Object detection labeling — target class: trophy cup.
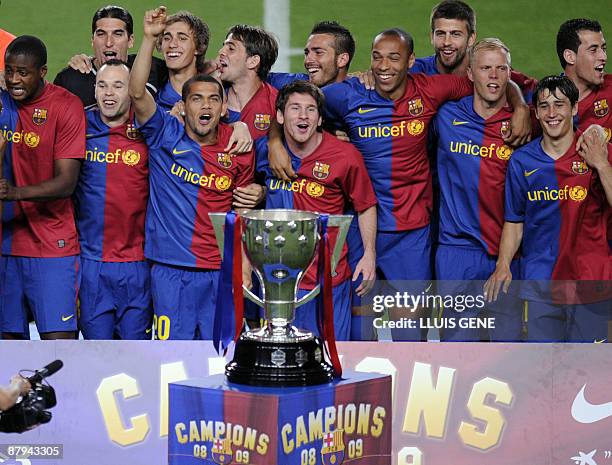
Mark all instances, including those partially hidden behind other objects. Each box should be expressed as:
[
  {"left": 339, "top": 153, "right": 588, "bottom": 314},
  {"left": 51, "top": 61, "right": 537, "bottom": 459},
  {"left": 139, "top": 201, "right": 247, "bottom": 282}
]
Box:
[{"left": 210, "top": 209, "right": 352, "bottom": 387}]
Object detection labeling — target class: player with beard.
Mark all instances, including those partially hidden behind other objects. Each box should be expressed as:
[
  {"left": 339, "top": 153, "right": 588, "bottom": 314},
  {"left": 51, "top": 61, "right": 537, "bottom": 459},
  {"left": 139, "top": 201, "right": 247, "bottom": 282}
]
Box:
[
  {"left": 74, "top": 60, "right": 151, "bottom": 339},
  {"left": 129, "top": 9, "right": 254, "bottom": 340},
  {"left": 54, "top": 5, "right": 167, "bottom": 107},
  {"left": 0, "top": 36, "right": 85, "bottom": 340}
]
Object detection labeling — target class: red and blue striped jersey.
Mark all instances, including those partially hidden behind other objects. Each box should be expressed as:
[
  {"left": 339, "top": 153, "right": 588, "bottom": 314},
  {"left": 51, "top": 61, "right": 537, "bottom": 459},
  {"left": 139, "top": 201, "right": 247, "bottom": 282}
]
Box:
[
  {"left": 323, "top": 74, "right": 472, "bottom": 232},
  {"left": 505, "top": 135, "right": 611, "bottom": 280},
  {"left": 224, "top": 82, "right": 278, "bottom": 139},
  {"left": 156, "top": 81, "right": 182, "bottom": 112},
  {"left": 433, "top": 96, "right": 515, "bottom": 255},
  {"left": 410, "top": 54, "right": 538, "bottom": 102},
  {"left": 1, "top": 91, "right": 17, "bottom": 229},
  {"left": 255, "top": 132, "right": 377, "bottom": 289},
  {"left": 576, "top": 74, "right": 611, "bottom": 138},
  {"left": 1, "top": 83, "right": 85, "bottom": 257},
  {"left": 139, "top": 107, "right": 254, "bottom": 269},
  {"left": 266, "top": 72, "right": 308, "bottom": 90},
  {"left": 73, "top": 109, "right": 149, "bottom": 262}
]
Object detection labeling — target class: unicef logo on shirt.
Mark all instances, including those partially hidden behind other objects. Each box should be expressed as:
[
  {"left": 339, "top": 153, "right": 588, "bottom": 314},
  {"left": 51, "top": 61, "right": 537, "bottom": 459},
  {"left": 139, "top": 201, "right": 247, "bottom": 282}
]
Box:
[
  {"left": 121, "top": 149, "right": 141, "bottom": 166},
  {"left": 569, "top": 185, "right": 588, "bottom": 202}
]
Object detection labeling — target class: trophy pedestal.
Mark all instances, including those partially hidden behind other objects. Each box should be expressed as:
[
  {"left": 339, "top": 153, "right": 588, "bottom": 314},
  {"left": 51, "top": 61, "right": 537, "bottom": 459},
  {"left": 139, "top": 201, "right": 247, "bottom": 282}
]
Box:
[
  {"left": 226, "top": 334, "right": 334, "bottom": 386},
  {"left": 168, "top": 371, "right": 392, "bottom": 465}
]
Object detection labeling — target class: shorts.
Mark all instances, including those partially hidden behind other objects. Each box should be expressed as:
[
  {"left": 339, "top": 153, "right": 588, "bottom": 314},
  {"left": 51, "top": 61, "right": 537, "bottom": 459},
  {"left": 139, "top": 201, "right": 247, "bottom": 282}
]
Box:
[
  {"left": 295, "top": 280, "right": 351, "bottom": 341},
  {"left": 151, "top": 262, "right": 220, "bottom": 340},
  {"left": 0, "top": 255, "right": 80, "bottom": 336},
  {"left": 436, "top": 245, "right": 523, "bottom": 341},
  {"left": 377, "top": 226, "right": 432, "bottom": 281},
  {"left": 79, "top": 258, "right": 152, "bottom": 339}
]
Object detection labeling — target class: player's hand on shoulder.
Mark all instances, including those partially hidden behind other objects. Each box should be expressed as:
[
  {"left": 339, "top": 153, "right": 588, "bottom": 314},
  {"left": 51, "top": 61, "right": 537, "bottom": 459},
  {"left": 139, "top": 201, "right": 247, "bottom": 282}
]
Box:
[
  {"left": 505, "top": 104, "right": 531, "bottom": 147},
  {"left": 578, "top": 124, "right": 609, "bottom": 171},
  {"left": 333, "top": 129, "right": 350, "bottom": 142},
  {"left": 349, "top": 69, "right": 375, "bottom": 90},
  {"left": 68, "top": 54, "right": 93, "bottom": 74},
  {"left": 226, "top": 121, "right": 253, "bottom": 155},
  {"left": 144, "top": 6, "right": 168, "bottom": 39},
  {"left": 169, "top": 100, "right": 185, "bottom": 124},
  {"left": 268, "top": 139, "right": 296, "bottom": 182}
]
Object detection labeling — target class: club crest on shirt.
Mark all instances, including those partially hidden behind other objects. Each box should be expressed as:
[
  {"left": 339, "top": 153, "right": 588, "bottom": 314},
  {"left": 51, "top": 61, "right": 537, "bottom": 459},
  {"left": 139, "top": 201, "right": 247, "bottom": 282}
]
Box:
[
  {"left": 496, "top": 145, "right": 513, "bottom": 160},
  {"left": 408, "top": 119, "right": 424, "bottom": 136},
  {"left": 122, "top": 149, "right": 141, "bottom": 166},
  {"left": 312, "top": 161, "right": 330, "bottom": 180},
  {"left": 215, "top": 175, "right": 232, "bottom": 191},
  {"left": 594, "top": 98, "right": 609, "bottom": 117},
  {"left": 217, "top": 152, "right": 233, "bottom": 168},
  {"left": 321, "top": 429, "right": 345, "bottom": 465},
  {"left": 500, "top": 120, "right": 510, "bottom": 137},
  {"left": 408, "top": 97, "right": 424, "bottom": 116},
  {"left": 32, "top": 108, "right": 47, "bottom": 125},
  {"left": 569, "top": 185, "right": 588, "bottom": 202},
  {"left": 306, "top": 181, "right": 325, "bottom": 198},
  {"left": 126, "top": 123, "right": 142, "bottom": 140},
  {"left": 571, "top": 160, "right": 589, "bottom": 175},
  {"left": 254, "top": 113, "right": 271, "bottom": 131}
]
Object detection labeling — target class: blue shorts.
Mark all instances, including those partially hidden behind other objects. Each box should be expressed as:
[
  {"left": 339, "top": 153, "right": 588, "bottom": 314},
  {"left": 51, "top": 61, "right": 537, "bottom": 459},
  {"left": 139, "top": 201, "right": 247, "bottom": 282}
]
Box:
[
  {"left": 527, "top": 300, "right": 611, "bottom": 342},
  {"left": 0, "top": 255, "right": 80, "bottom": 336},
  {"left": 79, "top": 258, "right": 152, "bottom": 340},
  {"left": 295, "top": 280, "right": 351, "bottom": 341},
  {"left": 377, "top": 226, "right": 432, "bottom": 280},
  {"left": 151, "top": 263, "right": 219, "bottom": 340},
  {"left": 436, "top": 245, "right": 523, "bottom": 341}
]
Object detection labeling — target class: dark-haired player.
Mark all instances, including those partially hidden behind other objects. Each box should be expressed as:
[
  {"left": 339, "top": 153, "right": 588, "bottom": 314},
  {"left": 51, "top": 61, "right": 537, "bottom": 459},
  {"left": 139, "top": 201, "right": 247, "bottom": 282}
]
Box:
[
  {"left": 54, "top": 5, "right": 167, "bottom": 107},
  {"left": 485, "top": 76, "right": 612, "bottom": 342},
  {"left": 255, "top": 80, "right": 377, "bottom": 340},
  {"left": 74, "top": 59, "right": 151, "bottom": 339},
  {"left": 129, "top": 9, "right": 254, "bottom": 340},
  {"left": 0, "top": 35, "right": 85, "bottom": 340}
]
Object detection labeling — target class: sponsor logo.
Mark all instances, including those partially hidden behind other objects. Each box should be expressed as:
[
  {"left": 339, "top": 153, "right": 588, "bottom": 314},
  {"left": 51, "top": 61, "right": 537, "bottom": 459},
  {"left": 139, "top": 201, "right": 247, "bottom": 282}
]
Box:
[
  {"left": 495, "top": 145, "right": 513, "bottom": 160},
  {"left": 408, "top": 119, "right": 424, "bottom": 136},
  {"left": 594, "top": 339, "right": 606, "bottom": 343},
  {"left": 452, "top": 119, "right": 469, "bottom": 126},
  {"left": 1, "top": 127, "right": 40, "bottom": 148},
  {"left": 24, "top": 132, "right": 40, "bottom": 148},
  {"left": 408, "top": 98, "right": 424, "bottom": 116},
  {"left": 57, "top": 240, "right": 65, "bottom": 248},
  {"left": 572, "top": 160, "right": 589, "bottom": 175},
  {"left": 306, "top": 181, "right": 325, "bottom": 198},
  {"left": 594, "top": 98, "right": 609, "bottom": 117},
  {"left": 126, "top": 123, "right": 142, "bottom": 140},
  {"left": 527, "top": 185, "right": 587, "bottom": 202},
  {"left": 604, "top": 127, "right": 611, "bottom": 143},
  {"left": 215, "top": 175, "right": 232, "bottom": 191},
  {"left": 32, "top": 108, "right": 47, "bottom": 125},
  {"left": 61, "top": 314, "right": 74, "bottom": 322},
  {"left": 312, "top": 161, "right": 330, "bottom": 180},
  {"left": 357, "top": 107, "right": 376, "bottom": 114},
  {"left": 217, "top": 152, "right": 232, "bottom": 168},
  {"left": 254, "top": 113, "right": 271, "bottom": 131},
  {"left": 121, "top": 149, "right": 140, "bottom": 166},
  {"left": 570, "top": 449, "right": 598, "bottom": 465},
  {"left": 524, "top": 168, "right": 539, "bottom": 177},
  {"left": 321, "top": 429, "right": 345, "bottom": 465},
  {"left": 172, "top": 147, "right": 191, "bottom": 155},
  {"left": 500, "top": 120, "right": 510, "bottom": 137},
  {"left": 572, "top": 384, "right": 612, "bottom": 424},
  {"left": 449, "top": 140, "right": 511, "bottom": 160}
]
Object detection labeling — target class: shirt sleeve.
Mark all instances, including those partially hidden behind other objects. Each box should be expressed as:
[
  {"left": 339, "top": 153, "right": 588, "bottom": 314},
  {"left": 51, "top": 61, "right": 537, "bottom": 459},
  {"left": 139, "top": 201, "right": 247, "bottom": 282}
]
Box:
[
  {"left": 235, "top": 149, "right": 255, "bottom": 188},
  {"left": 254, "top": 136, "right": 270, "bottom": 177},
  {"left": 137, "top": 105, "right": 182, "bottom": 151},
  {"left": 54, "top": 96, "right": 86, "bottom": 160},
  {"left": 342, "top": 145, "right": 378, "bottom": 212},
  {"left": 426, "top": 74, "right": 473, "bottom": 109},
  {"left": 504, "top": 155, "right": 527, "bottom": 222},
  {"left": 322, "top": 81, "right": 351, "bottom": 127}
]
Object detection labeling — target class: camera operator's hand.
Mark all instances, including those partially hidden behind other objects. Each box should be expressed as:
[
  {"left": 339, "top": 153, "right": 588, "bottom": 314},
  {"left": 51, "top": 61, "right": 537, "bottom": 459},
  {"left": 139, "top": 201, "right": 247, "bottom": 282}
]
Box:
[
  {"left": 0, "top": 375, "right": 30, "bottom": 411},
  {"left": 10, "top": 375, "right": 31, "bottom": 395}
]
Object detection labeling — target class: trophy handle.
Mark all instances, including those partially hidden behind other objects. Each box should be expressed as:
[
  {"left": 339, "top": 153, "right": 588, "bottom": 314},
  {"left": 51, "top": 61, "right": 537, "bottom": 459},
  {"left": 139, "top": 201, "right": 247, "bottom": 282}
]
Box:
[
  {"left": 295, "top": 285, "right": 320, "bottom": 306},
  {"left": 327, "top": 215, "right": 353, "bottom": 275}
]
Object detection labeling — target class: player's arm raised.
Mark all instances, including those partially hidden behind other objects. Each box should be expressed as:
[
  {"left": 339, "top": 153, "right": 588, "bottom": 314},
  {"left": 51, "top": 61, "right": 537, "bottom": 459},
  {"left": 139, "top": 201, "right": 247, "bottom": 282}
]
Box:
[{"left": 129, "top": 6, "right": 167, "bottom": 125}]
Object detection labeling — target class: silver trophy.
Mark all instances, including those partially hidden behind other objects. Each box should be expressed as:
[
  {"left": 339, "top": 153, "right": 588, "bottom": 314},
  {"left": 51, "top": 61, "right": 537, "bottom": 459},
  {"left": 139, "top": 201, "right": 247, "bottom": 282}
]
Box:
[{"left": 210, "top": 209, "right": 352, "bottom": 386}]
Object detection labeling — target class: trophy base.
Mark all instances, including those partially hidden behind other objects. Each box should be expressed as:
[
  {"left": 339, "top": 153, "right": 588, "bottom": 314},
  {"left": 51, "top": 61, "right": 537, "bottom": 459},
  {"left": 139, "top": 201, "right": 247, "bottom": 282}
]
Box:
[{"left": 226, "top": 334, "right": 334, "bottom": 387}]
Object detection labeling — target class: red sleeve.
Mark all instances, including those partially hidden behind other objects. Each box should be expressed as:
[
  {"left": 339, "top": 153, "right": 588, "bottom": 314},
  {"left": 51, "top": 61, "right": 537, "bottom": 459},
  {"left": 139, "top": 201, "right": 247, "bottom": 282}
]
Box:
[
  {"left": 421, "top": 74, "right": 473, "bottom": 109},
  {"left": 341, "top": 145, "right": 377, "bottom": 212},
  {"left": 235, "top": 149, "right": 255, "bottom": 188},
  {"left": 53, "top": 94, "right": 86, "bottom": 160}
]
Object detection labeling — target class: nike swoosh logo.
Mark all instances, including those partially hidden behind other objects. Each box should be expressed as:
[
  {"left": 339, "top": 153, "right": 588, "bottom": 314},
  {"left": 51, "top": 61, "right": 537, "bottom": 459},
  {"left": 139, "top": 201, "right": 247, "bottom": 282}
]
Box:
[
  {"left": 173, "top": 148, "right": 191, "bottom": 155},
  {"left": 146, "top": 327, "right": 152, "bottom": 334},
  {"left": 594, "top": 339, "right": 606, "bottom": 343},
  {"left": 358, "top": 107, "right": 376, "bottom": 114},
  {"left": 452, "top": 119, "right": 469, "bottom": 126},
  {"left": 524, "top": 169, "right": 539, "bottom": 177},
  {"left": 571, "top": 384, "right": 612, "bottom": 423},
  {"left": 61, "top": 314, "right": 75, "bottom": 322}
]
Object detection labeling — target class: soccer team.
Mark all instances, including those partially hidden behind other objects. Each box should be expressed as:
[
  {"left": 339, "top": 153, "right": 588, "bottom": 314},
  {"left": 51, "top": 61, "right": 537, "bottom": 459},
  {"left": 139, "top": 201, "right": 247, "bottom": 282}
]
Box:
[{"left": 0, "top": 1, "right": 609, "bottom": 342}]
